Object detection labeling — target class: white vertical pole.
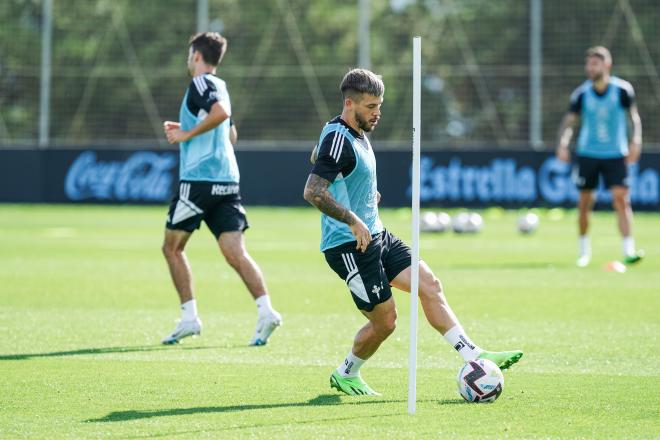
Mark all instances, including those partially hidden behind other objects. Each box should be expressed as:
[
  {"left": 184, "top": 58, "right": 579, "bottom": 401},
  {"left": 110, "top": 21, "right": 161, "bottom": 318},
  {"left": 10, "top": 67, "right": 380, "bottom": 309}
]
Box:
[
  {"left": 358, "top": 0, "right": 371, "bottom": 70},
  {"left": 408, "top": 36, "right": 421, "bottom": 415},
  {"left": 530, "top": 0, "right": 543, "bottom": 149},
  {"left": 197, "top": 0, "right": 209, "bottom": 32},
  {"left": 39, "top": 0, "right": 53, "bottom": 148}
]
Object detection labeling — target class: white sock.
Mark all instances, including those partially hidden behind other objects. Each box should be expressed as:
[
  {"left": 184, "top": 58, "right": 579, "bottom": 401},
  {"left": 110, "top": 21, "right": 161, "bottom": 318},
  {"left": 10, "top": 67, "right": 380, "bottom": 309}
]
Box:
[
  {"left": 579, "top": 235, "right": 591, "bottom": 257},
  {"left": 443, "top": 325, "right": 482, "bottom": 362},
  {"left": 255, "top": 294, "right": 274, "bottom": 317},
  {"left": 337, "top": 351, "right": 366, "bottom": 378},
  {"left": 181, "top": 299, "right": 198, "bottom": 321},
  {"left": 622, "top": 236, "right": 635, "bottom": 257}
]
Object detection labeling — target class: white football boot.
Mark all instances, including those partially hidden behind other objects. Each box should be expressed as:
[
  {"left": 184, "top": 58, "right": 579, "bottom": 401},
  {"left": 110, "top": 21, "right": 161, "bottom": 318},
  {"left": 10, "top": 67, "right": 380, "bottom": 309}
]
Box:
[
  {"left": 249, "top": 310, "right": 282, "bottom": 346},
  {"left": 162, "top": 317, "right": 202, "bottom": 344},
  {"left": 576, "top": 254, "right": 591, "bottom": 268}
]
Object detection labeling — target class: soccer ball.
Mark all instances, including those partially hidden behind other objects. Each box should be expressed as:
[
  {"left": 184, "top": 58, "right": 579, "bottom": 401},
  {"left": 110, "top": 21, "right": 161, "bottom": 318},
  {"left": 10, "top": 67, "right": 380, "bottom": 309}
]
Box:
[
  {"left": 452, "top": 212, "right": 483, "bottom": 234},
  {"left": 420, "top": 212, "right": 440, "bottom": 232},
  {"left": 420, "top": 212, "right": 451, "bottom": 233},
  {"left": 457, "top": 358, "right": 504, "bottom": 403},
  {"left": 517, "top": 212, "right": 539, "bottom": 234},
  {"left": 436, "top": 212, "right": 451, "bottom": 231}
]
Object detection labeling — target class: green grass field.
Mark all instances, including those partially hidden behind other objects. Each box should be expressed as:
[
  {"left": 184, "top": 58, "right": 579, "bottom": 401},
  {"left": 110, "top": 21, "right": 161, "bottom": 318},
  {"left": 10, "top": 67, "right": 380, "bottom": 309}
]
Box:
[{"left": 1, "top": 204, "right": 658, "bottom": 439}]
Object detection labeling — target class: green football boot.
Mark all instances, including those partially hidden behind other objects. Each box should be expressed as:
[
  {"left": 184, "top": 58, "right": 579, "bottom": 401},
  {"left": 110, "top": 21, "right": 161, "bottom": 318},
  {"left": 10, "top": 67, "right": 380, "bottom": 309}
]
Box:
[
  {"left": 478, "top": 350, "right": 524, "bottom": 370},
  {"left": 623, "top": 250, "right": 645, "bottom": 265},
  {"left": 330, "top": 371, "right": 381, "bottom": 396}
]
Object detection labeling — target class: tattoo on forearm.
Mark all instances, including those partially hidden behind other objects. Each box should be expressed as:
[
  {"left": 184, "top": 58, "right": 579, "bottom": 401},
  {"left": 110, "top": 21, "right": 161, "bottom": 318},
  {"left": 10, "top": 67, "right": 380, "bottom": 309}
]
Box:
[
  {"left": 558, "top": 114, "right": 576, "bottom": 147},
  {"left": 304, "top": 174, "right": 356, "bottom": 225}
]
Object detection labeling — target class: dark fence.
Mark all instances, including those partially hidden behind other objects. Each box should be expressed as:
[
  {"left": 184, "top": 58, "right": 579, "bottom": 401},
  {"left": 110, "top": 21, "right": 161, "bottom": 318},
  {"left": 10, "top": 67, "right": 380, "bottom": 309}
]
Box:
[
  {"left": 1, "top": 147, "right": 658, "bottom": 210},
  {"left": 3, "top": 1, "right": 660, "bottom": 149}
]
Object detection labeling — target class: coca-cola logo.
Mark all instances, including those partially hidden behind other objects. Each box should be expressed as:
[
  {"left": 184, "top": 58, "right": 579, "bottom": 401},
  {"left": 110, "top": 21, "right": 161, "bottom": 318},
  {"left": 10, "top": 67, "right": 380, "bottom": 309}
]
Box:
[{"left": 64, "top": 151, "right": 177, "bottom": 202}]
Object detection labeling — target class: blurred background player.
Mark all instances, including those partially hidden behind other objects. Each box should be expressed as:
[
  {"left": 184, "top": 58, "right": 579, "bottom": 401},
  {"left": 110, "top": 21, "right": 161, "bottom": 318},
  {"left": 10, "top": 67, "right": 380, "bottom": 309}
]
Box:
[
  {"left": 303, "top": 68, "right": 523, "bottom": 396},
  {"left": 556, "top": 46, "right": 644, "bottom": 267},
  {"left": 161, "top": 32, "right": 282, "bottom": 345}
]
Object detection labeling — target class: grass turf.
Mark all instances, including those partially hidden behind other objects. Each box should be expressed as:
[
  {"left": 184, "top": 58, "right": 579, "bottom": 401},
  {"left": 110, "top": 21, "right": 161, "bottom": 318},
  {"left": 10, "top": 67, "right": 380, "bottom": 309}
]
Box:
[{"left": 0, "top": 204, "right": 658, "bottom": 439}]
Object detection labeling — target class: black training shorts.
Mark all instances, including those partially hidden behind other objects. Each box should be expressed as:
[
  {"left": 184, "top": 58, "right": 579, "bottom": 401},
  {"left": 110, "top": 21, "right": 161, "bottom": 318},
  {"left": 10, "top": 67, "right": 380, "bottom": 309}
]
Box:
[
  {"left": 166, "top": 180, "right": 248, "bottom": 238},
  {"left": 324, "top": 230, "right": 412, "bottom": 312},
  {"left": 573, "top": 156, "right": 629, "bottom": 190}
]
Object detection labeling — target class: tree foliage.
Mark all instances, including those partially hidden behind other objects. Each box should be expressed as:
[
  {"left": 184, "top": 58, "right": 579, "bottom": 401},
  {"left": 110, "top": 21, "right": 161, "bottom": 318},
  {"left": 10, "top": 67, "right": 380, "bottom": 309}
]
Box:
[{"left": 1, "top": 0, "right": 658, "bottom": 148}]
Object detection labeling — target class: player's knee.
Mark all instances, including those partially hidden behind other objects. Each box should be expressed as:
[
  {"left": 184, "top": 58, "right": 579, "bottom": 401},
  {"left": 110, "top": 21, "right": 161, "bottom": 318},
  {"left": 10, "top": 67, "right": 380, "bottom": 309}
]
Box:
[
  {"left": 383, "top": 318, "right": 397, "bottom": 337},
  {"left": 384, "top": 318, "right": 397, "bottom": 336},
  {"left": 612, "top": 193, "right": 628, "bottom": 210},
  {"left": 222, "top": 246, "right": 246, "bottom": 269},
  {"left": 420, "top": 275, "right": 443, "bottom": 300},
  {"left": 578, "top": 194, "right": 594, "bottom": 210},
  {"left": 161, "top": 242, "right": 181, "bottom": 259},
  {"left": 578, "top": 199, "right": 591, "bottom": 211},
  {"left": 223, "top": 252, "right": 241, "bottom": 269},
  {"left": 429, "top": 276, "right": 443, "bottom": 293},
  {"left": 376, "top": 310, "right": 397, "bottom": 337}
]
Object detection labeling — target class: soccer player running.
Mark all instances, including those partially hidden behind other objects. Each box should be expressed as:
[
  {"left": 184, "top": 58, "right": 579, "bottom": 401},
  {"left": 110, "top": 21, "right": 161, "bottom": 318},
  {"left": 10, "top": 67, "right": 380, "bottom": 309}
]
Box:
[
  {"left": 161, "top": 32, "right": 282, "bottom": 345},
  {"left": 556, "top": 46, "right": 644, "bottom": 267},
  {"left": 303, "top": 69, "right": 523, "bottom": 396}
]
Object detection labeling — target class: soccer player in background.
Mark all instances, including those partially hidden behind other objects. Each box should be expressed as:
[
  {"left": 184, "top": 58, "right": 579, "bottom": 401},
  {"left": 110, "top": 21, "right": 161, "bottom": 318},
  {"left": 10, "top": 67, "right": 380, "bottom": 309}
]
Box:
[
  {"left": 303, "top": 68, "right": 523, "bottom": 396},
  {"left": 556, "top": 46, "right": 644, "bottom": 267},
  {"left": 161, "top": 32, "right": 282, "bottom": 345}
]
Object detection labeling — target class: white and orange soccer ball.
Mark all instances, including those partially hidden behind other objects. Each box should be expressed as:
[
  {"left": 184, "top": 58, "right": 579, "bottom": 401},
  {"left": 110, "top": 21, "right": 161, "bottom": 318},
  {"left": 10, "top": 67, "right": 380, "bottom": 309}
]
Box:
[{"left": 457, "top": 358, "right": 504, "bottom": 403}]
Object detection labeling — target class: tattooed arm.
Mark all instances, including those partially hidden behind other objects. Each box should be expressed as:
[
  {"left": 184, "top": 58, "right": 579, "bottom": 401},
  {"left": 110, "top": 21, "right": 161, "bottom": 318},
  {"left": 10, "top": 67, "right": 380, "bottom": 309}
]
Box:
[
  {"left": 310, "top": 144, "right": 318, "bottom": 164},
  {"left": 626, "top": 103, "right": 642, "bottom": 164},
  {"left": 303, "top": 174, "right": 355, "bottom": 224},
  {"left": 556, "top": 112, "right": 578, "bottom": 163},
  {"left": 303, "top": 173, "right": 372, "bottom": 252}
]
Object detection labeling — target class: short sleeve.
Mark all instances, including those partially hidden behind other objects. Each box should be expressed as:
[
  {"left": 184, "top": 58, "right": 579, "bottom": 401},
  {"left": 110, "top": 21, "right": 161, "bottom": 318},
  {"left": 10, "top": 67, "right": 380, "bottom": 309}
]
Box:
[
  {"left": 620, "top": 84, "right": 635, "bottom": 109},
  {"left": 310, "top": 131, "right": 356, "bottom": 182},
  {"left": 187, "top": 76, "right": 226, "bottom": 114},
  {"left": 568, "top": 88, "right": 584, "bottom": 114}
]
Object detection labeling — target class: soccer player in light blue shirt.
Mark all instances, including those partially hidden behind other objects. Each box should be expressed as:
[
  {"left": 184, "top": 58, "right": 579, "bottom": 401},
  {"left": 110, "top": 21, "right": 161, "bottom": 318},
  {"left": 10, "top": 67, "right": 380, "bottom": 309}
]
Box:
[
  {"left": 303, "top": 69, "right": 522, "bottom": 396},
  {"left": 557, "top": 46, "right": 643, "bottom": 267},
  {"left": 161, "top": 32, "right": 281, "bottom": 346}
]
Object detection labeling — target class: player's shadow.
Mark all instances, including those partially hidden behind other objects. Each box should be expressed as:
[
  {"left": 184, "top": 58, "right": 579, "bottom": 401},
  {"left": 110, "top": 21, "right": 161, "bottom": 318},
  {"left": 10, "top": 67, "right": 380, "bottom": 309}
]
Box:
[
  {"left": 447, "top": 262, "right": 560, "bottom": 270},
  {"left": 436, "top": 398, "right": 469, "bottom": 405},
  {"left": 86, "top": 394, "right": 439, "bottom": 423},
  {"left": 0, "top": 344, "right": 223, "bottom": 361}
]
